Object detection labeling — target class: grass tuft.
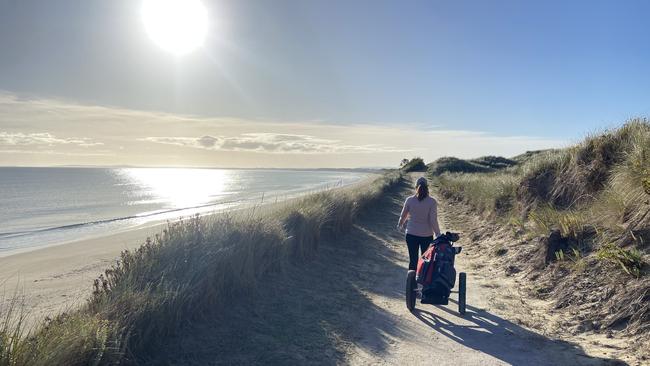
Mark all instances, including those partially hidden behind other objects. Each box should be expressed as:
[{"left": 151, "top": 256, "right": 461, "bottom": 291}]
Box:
[{"left": 597, "top": 243, "right": 645, "bottom": 278}]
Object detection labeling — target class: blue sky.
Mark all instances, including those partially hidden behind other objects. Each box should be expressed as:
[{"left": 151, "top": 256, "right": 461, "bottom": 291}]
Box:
[{"left": 0, "top": 0, "right": 648, "bottom": 167}]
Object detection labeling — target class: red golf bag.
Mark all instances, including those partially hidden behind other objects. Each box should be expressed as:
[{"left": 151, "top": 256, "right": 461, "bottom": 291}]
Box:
[{"left": 415, "top": 234, "right": 458, "bottom": 304}]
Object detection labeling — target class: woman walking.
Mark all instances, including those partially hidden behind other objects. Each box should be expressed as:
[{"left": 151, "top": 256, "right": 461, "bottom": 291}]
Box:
[{"left": 397, "top": 177, "right": 442, "bottom": 270}]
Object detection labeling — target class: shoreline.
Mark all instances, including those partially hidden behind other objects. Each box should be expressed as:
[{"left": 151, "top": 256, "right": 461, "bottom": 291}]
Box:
[
  {"left": 0, "top": 173, "right": 378, "bottom": 328},
  {"left": 1, "top": 171, "right": 374, "bottom": 259},
  {"left": 0, "top": 223, "right": 166, "bottom": 329}
]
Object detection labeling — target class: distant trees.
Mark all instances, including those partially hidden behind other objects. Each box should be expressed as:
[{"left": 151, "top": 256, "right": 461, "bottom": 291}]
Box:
[{"left": 400, "top": 157, "right": 426, "bottom": 172}]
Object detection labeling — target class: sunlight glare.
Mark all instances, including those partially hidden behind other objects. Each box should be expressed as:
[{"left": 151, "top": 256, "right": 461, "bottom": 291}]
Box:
[
  {"left": 141, "top": 0, "right": 208, "bottom": 55},
  {"left": 123, "top": 168, "right": 228, "bottom": 209}
]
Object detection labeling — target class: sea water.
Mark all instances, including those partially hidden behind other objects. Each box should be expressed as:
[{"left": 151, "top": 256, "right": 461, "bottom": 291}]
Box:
[{"left": 0, "top": 167, "right": 370, "bottom": 256}]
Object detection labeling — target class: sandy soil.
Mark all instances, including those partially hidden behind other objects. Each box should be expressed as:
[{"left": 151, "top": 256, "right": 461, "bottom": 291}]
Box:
[
  {"left": 430, "top": 185, "right": 644, "bottom": 365},
  {"left": 0, "top": 174, "right": 636, "bottom": 364},
  {"left": 0, "top": 224, "right": 164, "bottom": 329},
  {"left": 148, "top": 175, "right": 628, "bottom": 365},
  {"left": 341, "top": 176, "right": 628, "bottom": 366}
]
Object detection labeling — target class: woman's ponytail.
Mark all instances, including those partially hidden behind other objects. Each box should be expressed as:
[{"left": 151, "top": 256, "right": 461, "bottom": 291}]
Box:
[{"left": 416, "top": 184, "right": 428, "bottom": 201}]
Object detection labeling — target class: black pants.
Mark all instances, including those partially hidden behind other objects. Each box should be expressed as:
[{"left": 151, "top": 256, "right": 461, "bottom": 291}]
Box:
[{"left": 406, "top": 234, "right": 433, "bottom": 270}]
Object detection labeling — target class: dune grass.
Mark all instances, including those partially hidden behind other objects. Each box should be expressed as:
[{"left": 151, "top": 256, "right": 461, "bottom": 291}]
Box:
[
  {"left": 434, "top": 119, "right": 650, "bottom": 248},
  {"left": 0, "top": 171, "right": 402, "bottom": 365},
  {"left": 435, "top": 172, "right": 519, "bottom": 216},
  {"left": 400, "top": 157, "right": 426, "bottom": 172},
  {"left": 430, "top": 119, "right": 650, "bottom": 339},
  {"left": 0, "top": 297, "right": 28, "bottom": 366},
  {"left": 428, "top": 155, "right": 518, "bottom": 176}
]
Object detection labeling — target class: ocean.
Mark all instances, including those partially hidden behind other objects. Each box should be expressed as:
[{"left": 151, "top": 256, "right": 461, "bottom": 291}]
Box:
[{"left": 0, "top": 167, "right": 370, "bottom": 256}]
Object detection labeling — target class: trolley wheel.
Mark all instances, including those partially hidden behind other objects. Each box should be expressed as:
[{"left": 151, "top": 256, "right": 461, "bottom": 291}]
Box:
[
  {"left": 406, "top": 270, "right": 417, "bottom": 311},
  {"left": 458, "top": 272, "right": 467, "bottom": 315}
]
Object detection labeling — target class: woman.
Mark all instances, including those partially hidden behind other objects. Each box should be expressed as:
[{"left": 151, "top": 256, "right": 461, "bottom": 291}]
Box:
[{"left": 397, "top": 177, "right": 442, "bottom": 271}]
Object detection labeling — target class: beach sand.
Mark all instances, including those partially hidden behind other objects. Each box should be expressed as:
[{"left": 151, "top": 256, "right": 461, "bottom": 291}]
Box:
[{"left": 0, "top": 223, "right": 165, "bottom": 329}]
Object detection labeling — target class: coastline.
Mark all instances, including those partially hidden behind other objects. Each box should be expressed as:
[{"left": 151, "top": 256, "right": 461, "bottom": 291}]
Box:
[
  {"left": 0, "top": 224, "right": 165, "bottom": 329},
  {"left": 0, "top": 173, "right": 378, "bottom": 328}
]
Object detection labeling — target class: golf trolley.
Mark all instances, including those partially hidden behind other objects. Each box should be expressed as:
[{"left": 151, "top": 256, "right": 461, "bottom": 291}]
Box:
[{"left": 405, "top": 232, "right": 467, "bottom": 315}]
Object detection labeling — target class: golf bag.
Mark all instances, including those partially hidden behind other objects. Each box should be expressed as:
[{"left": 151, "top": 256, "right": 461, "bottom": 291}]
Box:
[{"left": 415, "top": 232, "right": 459, "bottom": 304}]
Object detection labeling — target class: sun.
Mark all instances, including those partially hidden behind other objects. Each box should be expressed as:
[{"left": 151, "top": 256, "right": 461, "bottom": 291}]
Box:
[{"left": 141, "top": 0, "right": 208, "bottom": 56}]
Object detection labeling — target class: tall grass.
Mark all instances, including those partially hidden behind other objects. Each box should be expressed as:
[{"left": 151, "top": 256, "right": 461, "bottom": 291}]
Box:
[
  {"left": 518, "top": 120, "right": 650, "bottom": 209},
  {"left": 431, "top": 118, "right": 650, "bottom": 274},
  {"left": 430, "top": 119, "right": 650, "bottom": 340},
  {"left": 527, "top": 206, "right": 588, "bottom": 239},
  {"left": 436, "top": 172, "right": 519, "bottom": 216},
  {"left": 428, "top": 156, "right": 517, "bottom": 176},
  {"left": 0, "top": 297, "right": 27, "bottom": 366},
  {"left": 0, "top": 171, "right": 402, "bottom": 365}
]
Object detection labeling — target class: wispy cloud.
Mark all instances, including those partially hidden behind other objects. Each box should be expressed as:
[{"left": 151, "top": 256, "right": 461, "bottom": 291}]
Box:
[
  {"left": 0, "top": 132, "right": 103, "bottom": 147},
  {"left": 0, "top": 91, "right": 567, "bottom": 167},
  {"left": 140, "top": 133, "right": 406, "bottom": 154},
  {"left": 0, "top": 149, "right": 113, "bottom": 156}
]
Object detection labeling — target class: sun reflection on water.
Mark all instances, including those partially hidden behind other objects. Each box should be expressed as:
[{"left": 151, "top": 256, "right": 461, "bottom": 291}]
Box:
[{"left": 120, "top": 168, "right": 229, "bottom": 209}]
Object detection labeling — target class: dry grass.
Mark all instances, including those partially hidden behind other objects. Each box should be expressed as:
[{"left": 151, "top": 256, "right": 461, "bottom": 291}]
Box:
[
  {"left": 428, "top": 155, "right": 517, "bottom": 176},
  {"left": 430, "top": 119, "right": 650, "bottom": 338},
  {"left": 0, "top": 297, "right": 28, "bottom": 366},
  {"left": 436, "top": 172, "right": 519, "bottom": 216},
  {"left": 433, "top": 119, "right": 650, "bottom": 247},
  {"left": 0, "top": 171, "right": 402, "bottom": 365}
]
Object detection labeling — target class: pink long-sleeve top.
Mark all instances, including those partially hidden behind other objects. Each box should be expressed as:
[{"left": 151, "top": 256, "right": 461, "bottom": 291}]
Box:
[{"left": 400, "top": 195, "right": 439, "bottom": 237}]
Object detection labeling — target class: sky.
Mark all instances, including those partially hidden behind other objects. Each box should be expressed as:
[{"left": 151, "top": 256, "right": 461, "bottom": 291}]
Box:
[{"left": 0, "top": 0, "right": 648, "bottom": 168}]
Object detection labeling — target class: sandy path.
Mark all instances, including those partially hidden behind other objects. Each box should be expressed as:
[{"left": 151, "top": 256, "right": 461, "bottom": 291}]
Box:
[
  {"left": 146, "top": 175, "right": 623, "bottom": 365},
  {"left": 343, "top": 176, "right": 623, "bottom": 365},
  {"left": 2, "top": 174, "right": 629, "bottom": 364}
]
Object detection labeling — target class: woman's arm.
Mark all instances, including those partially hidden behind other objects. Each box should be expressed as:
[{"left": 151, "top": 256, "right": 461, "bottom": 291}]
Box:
[
  {"left": 398, "top": 199, "right": 409, "bottom": 228},
  {"left": 430, "top": 199, "right": 442, "bottom": 237}
]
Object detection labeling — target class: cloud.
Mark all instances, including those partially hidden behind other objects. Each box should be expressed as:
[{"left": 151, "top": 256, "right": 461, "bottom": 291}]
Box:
[
  {"left": 0, "top": 132, "right": 103, "bottom": 147},
  {"left": 141, "top": 133, "right": 406, "bottom": 154},
  {"left": 0, "top": 149, "right": 113, "bottom": 156},
  {"left": 0, "top": 91, "right": 567, "bottom": 167}
]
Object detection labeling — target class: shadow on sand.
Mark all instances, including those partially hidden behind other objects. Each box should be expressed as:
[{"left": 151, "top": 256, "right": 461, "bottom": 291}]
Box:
[
  {"left": 148, "top": 179, "right": 625, "bottom": 365},
  {"left": 148, "top": 180, "right": 413, "bottom": 365},
  {"left": 411, "top": 300, "right": 626, "bottom": 365}
]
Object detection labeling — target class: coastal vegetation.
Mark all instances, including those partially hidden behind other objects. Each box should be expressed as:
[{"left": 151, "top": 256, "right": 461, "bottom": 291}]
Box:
[
  {"left": 3, "top": 120, "right": 649, "bottom": 363},
  {"left": 0, "top": 171, "right": 401, "bottom": 365},
  {"left": 399, "top": 157, "right": 426, "bottom": 172},
  {"left": 429, "top": 119, "right": 649, "bottom": 349}
]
